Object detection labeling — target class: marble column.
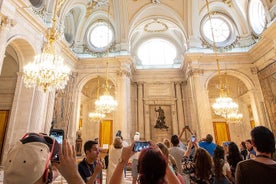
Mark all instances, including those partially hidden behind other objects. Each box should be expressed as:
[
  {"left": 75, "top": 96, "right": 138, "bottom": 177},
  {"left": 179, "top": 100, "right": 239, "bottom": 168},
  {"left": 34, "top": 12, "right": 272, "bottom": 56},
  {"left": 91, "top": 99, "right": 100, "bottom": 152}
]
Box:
[
  {"left": 0, "top": 14, "right": 14, "bottom": 72},
  {"left": 175, "top": 82, "right": 185, "bottom": 131},
  {"left": 29, "top": 90, "right": 47, "bottom": 132},
  {"left": 137, "top": 82, "right": 145, "bottom": 137},
  {"left": 188, "top": 69, "right": 213, "bottom": 137},
  {"left": 44, "top": 91, "right": 56, "bottom": 133},
  {"left": 115, "top": 63, "right": 131, "bottom": 140}
]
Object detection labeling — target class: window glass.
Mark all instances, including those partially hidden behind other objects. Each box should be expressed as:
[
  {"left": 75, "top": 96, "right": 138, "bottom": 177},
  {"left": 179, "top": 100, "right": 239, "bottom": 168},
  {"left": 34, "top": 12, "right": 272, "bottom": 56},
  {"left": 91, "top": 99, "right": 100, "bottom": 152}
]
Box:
[
  {"left": 88, "top": 22, "right": 113, "bottom": 51},
  {"left": 248, "top": 0, "right": 265, "bottom": 35},
  {"left": 202, "top": 18, "right": 230, "bottom": 43},
  {"left": 137, "top": 39, "right": 176, "bottom": 66}
]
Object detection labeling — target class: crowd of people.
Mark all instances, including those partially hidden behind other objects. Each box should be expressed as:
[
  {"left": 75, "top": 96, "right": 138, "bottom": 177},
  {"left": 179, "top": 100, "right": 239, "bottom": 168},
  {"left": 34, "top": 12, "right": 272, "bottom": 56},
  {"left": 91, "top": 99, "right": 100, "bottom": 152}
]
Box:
[{"left": 3, "top": 125, "right": 276, "bottom": 184}]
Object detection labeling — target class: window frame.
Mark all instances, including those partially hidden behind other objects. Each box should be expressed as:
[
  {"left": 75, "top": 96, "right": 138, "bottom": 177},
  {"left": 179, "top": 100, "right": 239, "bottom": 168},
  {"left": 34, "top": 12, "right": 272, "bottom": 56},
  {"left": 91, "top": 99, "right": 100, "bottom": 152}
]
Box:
[
  {"left": 200, "top": 12, "right": 236, "bottom": 48},
  {"left": 248, "top": 0, "right": 266, "bottom": 36}
]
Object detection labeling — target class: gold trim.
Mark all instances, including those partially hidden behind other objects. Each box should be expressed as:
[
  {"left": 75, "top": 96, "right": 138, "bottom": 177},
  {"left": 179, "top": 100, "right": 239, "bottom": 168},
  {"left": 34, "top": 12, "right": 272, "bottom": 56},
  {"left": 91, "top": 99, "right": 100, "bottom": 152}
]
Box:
[{"left": 144, "top": 19, "right": 168, "bottom": 33}]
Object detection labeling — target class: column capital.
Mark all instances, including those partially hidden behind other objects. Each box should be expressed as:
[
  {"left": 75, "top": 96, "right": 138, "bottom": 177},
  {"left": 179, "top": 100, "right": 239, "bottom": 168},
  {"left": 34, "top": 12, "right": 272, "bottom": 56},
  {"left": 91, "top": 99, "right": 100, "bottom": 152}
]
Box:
[
  {"left": 0, "top": 13, "right": 16, "bottom": 30},
  {"left": 187, "top": 68, "right": 204, "bottom": 77},
  {"left": 117, "top": 69, "right": 131, "bottom": 77}
]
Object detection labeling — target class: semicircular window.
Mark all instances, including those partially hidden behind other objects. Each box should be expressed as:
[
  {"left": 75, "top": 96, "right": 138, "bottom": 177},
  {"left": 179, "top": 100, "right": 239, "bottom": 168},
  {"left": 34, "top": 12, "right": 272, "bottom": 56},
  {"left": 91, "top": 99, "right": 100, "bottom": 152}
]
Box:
[
  {"left": 137, "top": 38, "right": 177, "bottom": 67},
  {"left": 87, "top": 21, "right": 114, "bottom": 52},
  {"left": 248, "top": 0, "right": 266, "bottom": 35},
  {"left": 201, "top": 13, "right": 235, "bottom": 47}
]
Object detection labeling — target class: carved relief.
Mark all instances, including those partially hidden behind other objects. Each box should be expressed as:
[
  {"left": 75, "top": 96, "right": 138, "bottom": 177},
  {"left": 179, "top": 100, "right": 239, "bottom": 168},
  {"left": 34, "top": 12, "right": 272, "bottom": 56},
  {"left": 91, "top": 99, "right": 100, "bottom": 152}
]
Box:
[
  {"left": 53, "top": 74, "right": 76, "bottom": 132},
  {"left": 258, "top": 63, "right": 276, "bottom": 133}
]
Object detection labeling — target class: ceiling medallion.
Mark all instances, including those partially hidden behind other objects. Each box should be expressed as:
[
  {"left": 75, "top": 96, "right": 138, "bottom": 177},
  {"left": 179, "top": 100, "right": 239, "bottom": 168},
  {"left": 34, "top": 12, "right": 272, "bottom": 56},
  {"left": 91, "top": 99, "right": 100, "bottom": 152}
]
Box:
[{"left": 144, "top": 19, "right": 168, "bottom": 33}]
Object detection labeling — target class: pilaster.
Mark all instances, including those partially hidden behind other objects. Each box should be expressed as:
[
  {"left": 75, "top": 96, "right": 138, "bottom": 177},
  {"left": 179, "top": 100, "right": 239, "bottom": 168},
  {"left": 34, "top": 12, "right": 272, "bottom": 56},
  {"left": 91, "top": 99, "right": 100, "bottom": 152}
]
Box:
[
  {"left": 137, "top": 82, "right": 145, "bottom": 137},
  {"left": 0, "top": 13, "right": 15, "bottom": 71},
  {"left": 175, "top": 81, "right": 185, "bottom": 131}
]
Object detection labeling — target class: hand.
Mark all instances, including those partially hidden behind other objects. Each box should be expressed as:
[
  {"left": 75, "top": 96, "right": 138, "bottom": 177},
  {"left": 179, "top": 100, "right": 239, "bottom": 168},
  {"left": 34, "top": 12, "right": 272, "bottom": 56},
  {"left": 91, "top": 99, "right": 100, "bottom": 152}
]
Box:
[
  {"left": 53, "top": 140, "right": 84, "bottom": 184},
  {"left": 121, "top": 143, "right": 135, "bottom": 163},
  {"left": 94, "top": 159, "right": 104, "bottom": 174}
]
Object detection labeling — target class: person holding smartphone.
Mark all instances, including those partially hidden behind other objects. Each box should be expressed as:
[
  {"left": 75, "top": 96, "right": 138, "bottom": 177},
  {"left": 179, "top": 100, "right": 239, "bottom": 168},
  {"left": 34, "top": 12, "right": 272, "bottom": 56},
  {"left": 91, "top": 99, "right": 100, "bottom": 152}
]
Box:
[
  {"left": 78, "top": 140, "right": 104, "bottom": 184},
  {"left": 109, "top": 142, "right": 182, "bottom": 184}
]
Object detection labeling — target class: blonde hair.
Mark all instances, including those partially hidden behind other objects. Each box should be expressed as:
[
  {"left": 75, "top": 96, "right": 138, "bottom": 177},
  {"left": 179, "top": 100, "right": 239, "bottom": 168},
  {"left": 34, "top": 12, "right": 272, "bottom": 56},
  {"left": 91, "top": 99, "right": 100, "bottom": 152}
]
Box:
[{"left": 113, "top": 137, "right": 123, "bottom": 149}]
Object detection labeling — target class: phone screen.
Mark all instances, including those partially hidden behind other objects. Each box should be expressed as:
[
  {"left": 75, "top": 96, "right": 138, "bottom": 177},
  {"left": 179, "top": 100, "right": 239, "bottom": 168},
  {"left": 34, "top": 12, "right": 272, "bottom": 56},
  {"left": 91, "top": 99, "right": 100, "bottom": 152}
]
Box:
[
  {"left": 133, "top": 141, "right": 150, "bottom": 152},
  {"left": 50, "top": 129, "right": 64, "bottom": 144},
  {"left": 49, "top": 129, "right": 64, "bottom": 162},
  {"left": 191, "top": 135, "right": 196, "bottom": 142}
]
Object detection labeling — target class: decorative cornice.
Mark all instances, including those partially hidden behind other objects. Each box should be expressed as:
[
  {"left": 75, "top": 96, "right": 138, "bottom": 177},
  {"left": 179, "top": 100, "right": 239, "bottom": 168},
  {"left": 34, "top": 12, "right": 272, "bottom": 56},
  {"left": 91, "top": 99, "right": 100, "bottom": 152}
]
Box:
[{"left": 258, "top": 62, "right": 276, "bottom": 80}]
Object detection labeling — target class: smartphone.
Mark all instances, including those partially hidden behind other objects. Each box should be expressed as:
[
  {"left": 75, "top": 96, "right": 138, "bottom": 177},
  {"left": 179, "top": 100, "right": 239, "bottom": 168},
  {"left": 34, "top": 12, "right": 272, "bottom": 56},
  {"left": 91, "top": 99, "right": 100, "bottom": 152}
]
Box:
[
  {"left": 133, "top": 141, "right": 150, "bottom": 152},
  {"left": 191, "top": 135, "right": 196, "bottom": 142},
  {"left": 49, "top": 129, "right": 64, "bottom": 162}
]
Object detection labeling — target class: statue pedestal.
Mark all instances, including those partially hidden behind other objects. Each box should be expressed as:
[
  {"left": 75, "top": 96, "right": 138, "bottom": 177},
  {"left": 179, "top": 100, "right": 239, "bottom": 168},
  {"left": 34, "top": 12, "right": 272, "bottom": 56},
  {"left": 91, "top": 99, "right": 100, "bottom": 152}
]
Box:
[{"left": 151, "top": 127, "right": 171, "bottom": 143}]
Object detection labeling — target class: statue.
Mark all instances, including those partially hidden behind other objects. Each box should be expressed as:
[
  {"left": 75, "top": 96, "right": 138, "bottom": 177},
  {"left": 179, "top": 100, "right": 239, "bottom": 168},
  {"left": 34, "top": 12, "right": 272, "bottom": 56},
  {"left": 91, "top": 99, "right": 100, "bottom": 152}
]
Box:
[
  {"left": 154, "top": 106, "right": 168, "bottom": 129},
  {"left": 76, "top": 129, "right": 82, "bottom": 156}
]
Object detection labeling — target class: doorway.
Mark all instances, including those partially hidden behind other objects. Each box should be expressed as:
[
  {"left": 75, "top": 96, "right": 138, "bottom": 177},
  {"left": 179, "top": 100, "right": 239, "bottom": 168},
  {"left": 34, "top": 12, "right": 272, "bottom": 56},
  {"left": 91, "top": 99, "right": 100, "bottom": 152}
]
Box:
[
  {"left": 99, "top": 120, "right": 113, "bottom": 148},
  {"left": 0, "top": 110, "right": 9, "bottom": 162},
  {"left": 213, "top": 122, "right": 230, "bottom": 146}
]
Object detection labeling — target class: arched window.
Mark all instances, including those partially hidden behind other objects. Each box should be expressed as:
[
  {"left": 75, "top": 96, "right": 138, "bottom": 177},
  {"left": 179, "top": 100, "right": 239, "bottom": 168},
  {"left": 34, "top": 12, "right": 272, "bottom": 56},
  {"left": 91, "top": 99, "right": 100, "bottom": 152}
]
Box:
[
  {"left": 200, "top": 13, "right": 236, "bottom": 47},
  {"left": 248, "top": 0, "right": 266, "bottom": 35},
  {"left": 87, "top": 21, "right": 114, "bottom": 52},
  {"left": 137, "top": 38, "right": 177, "bottom": 67}
]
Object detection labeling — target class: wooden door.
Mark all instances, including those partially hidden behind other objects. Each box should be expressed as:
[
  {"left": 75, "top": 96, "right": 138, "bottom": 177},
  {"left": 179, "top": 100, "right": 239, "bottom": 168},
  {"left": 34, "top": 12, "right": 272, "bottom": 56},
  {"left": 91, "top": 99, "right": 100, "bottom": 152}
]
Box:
[
  {"left": 213, "top": 122, "right": 230, "bottom": 146},
  {"left": 99, "top": 120, "right": 113, "bottom": 148},
  {"left": 0, "top": 110, "right": 9, "bottom": 161}
]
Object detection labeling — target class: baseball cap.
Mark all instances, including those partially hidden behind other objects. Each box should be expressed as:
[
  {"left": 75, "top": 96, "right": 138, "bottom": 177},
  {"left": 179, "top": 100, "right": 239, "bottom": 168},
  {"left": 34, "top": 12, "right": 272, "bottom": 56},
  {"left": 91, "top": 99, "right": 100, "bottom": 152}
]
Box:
[{"left": 4, "top": 133, "right": 59, "bottom": 183}]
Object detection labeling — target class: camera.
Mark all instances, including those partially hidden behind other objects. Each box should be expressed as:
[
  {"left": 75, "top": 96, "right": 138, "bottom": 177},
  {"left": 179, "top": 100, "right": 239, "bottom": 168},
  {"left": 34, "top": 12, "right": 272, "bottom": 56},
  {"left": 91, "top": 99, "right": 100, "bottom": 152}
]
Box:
[
  {"left": 49, "top": 129, "right": 64, "bottom": 162},
  {"left": 191, "top": 135, "right": 196, "bottom": 142},
  {"left": 133, "top": 141, "right": 150, "bottom": 152}
]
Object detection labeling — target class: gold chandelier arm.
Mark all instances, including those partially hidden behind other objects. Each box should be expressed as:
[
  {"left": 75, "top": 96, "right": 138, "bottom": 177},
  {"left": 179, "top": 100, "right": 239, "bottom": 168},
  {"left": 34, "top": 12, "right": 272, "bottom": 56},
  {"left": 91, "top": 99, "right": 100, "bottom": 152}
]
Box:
[{"left": 105, "top": 1, "right": 110, "bottom": 93}]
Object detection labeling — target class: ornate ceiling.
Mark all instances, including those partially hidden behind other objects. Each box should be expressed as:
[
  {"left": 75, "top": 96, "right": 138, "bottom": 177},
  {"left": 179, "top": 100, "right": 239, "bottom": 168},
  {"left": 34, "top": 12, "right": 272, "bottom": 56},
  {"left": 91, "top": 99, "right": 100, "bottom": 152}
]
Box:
[{"left": 27, "top": 0, "right": 276, "bottom": 64}]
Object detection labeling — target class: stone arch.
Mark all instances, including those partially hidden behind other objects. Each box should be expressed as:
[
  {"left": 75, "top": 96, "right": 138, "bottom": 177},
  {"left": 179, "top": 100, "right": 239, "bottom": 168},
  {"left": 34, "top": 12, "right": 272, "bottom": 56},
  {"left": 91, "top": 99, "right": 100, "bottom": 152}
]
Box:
[
  {"left": 205, "top": 69, "right": 255, "bottom": 91},
  {"left": 6, "top": 36, "right": 36, "bottom": 72}
]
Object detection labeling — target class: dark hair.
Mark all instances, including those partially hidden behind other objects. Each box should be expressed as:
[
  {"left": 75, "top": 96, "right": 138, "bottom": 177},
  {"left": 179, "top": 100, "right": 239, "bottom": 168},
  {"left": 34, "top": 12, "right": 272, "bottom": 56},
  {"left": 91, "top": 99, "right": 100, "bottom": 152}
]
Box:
[
  {"left": 206, "top": 134, "right": 213, "bottom": 143},
  {"left": 227, "top": 142, "right": 243, "bottom": 168},
  {"left": 138, "top": 147, "right": 167, "bottom": 184},
  {"left": 241, "top": 141, "right": 246, "bottom": 150},
  {"left": 213, "top": 145, "right": 225, "bottom": 178},
  {"left": 84, "top": 140, "right": 98, "bottom": 153},
  {"left": 245, "top": 139, "right": 252, "bottom": 144},
  {"left": 194, "top": 148, "right": 213, "bottom": 181},
  {"left": 251, "top": 126, "right": 275, "bottom": 154},
  {"left": 171, "top": 135, "right": 179, "bottom": 146}
]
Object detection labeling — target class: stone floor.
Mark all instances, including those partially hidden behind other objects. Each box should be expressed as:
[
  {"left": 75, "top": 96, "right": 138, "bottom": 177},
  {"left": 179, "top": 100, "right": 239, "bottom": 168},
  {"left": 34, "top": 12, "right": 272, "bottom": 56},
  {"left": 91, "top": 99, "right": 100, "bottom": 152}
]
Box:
[{"left": 52, "top": 169, "right": 133, "bottom": 184}]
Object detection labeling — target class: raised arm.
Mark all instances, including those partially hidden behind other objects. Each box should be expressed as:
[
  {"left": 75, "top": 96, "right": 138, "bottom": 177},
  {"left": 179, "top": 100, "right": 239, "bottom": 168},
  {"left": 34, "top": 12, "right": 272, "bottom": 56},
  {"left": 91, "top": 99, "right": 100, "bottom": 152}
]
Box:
[
  {"left": 54, "top": 139, "right": 85, "bottom": 184},
  {"left": 109, "top": 143, "right": 134, "bottom": 184}
]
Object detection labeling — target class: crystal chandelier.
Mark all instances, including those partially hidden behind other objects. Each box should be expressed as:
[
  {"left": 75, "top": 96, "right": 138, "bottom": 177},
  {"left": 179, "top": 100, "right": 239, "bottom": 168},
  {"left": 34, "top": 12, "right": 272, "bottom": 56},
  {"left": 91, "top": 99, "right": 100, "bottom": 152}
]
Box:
[
  {"left": 226, "top": 112, "right": 243, "bottom": 123},
  {"left": 23, "top": 0, "right": 70, "bottom": 92},
  {"left": 89, "top": 111, "right": 106, "bottom": 120},
  {"left": 95, "top": 63, "right": 118, "bottom": 113},
  {"left": 205, "top": 0, "right": 242, "bottom": 120},
  {"left": 89, "top": 77, "right": 106, "bottom": 120}
]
